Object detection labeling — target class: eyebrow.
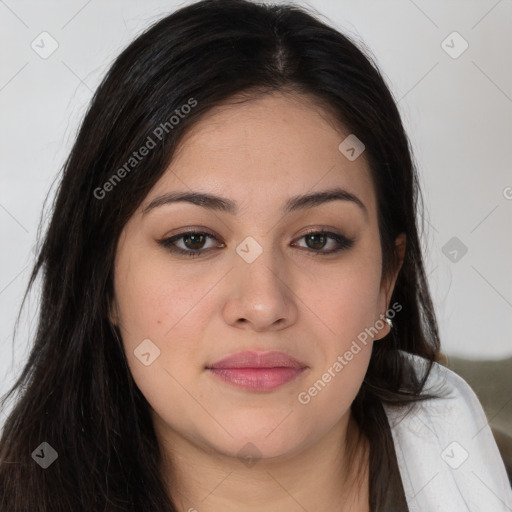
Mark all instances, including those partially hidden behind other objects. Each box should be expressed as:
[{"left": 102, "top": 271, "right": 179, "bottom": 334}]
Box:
[{"left": 141, "top": 186, "right": 368, "bottom": 219}]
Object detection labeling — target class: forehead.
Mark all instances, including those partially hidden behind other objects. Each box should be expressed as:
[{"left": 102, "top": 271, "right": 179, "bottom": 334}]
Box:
[{"left": 145, "top": 91, "right": 377, "bottom": 220}]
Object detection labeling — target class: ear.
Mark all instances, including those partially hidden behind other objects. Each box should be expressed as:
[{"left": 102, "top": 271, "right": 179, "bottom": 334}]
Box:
[
  {"left": 109, "top": 297, "right": 119, "bottom": 327},
  {"left": 375, "top": 233, "right": 406, "bottom": 338},
  {"left": 382, "top": 232, "right": 406, "bottom": 306}
]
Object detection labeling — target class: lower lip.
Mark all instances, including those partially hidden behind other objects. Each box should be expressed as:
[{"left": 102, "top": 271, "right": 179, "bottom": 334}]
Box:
[{"left": 207, "top": 367, "right": 307, "bottom": 391}]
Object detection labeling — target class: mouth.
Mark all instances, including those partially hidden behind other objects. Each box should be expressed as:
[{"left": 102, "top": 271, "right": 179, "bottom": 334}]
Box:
[{"left": 205, "top": 350, "right": 308, "bottom": 392}]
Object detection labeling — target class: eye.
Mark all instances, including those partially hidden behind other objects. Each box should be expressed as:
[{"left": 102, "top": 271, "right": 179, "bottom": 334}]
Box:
[
  {"left": 292, "top": 230, "right": 355, "bottom": 255},
  {"left": 158, "top": 230, "right": 223, "bottom": 257}
]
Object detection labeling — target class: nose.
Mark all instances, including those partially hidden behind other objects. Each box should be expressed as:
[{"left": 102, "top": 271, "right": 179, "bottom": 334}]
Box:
[{"left": 222, "top": 246, "right": 298, "bottom": 332}]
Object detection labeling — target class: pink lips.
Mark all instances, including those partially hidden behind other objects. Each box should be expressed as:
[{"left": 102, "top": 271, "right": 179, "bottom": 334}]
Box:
[{"left": 206, "top": 350, "right": 308, "bottom": 391}]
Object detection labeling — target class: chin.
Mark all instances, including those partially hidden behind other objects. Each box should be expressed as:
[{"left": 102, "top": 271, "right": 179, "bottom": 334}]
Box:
[{"left": 199, "top": 418, "right": 311, "bottom": 463}]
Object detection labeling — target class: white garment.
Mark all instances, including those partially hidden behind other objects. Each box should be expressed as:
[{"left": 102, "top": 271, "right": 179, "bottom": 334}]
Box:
[{"left": 383, "top": 352, "right": 512, "bottom": 512}]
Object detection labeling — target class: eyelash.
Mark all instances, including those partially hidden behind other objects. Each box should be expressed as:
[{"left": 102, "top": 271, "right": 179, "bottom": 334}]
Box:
[{"left": 158, "top": 229, "right": 355, "bottom": 258}]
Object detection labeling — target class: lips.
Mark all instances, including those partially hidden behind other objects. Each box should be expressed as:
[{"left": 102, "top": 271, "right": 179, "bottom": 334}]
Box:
[
  {"left": 207, "top": 350, "right": 306, "bottom": 369},
  {"left": 206, "top": 350, "right": 308, "bottom": 391}
]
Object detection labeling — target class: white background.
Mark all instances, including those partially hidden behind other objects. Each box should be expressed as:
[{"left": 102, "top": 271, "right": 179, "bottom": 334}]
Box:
[{"left": 1, "top": 0, "right": 512, "bottom": 429}]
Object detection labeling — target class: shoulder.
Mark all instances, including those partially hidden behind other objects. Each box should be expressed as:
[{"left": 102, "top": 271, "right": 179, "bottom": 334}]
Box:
[
  {"left": 384, "top": 350, "right": 491, "bottom": 451},
  {"left": 403, "top": 350, "right": 490, "bottom": 417},
  {"left": 383, "top": 350, "right": 512, "bottom": 512}
]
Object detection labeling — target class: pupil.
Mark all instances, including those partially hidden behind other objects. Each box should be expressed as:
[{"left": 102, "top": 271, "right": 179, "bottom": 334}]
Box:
[
  {"left": 307, "top": 234, "right": 326, "bottom": 250},
  {"left": 185, "top": 234, "right": 205, "bottom": 250}
]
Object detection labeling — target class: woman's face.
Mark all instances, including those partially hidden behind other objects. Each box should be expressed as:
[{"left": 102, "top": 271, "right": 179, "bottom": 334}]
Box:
[{"left": 111, "top": 91, "right": 404, "bottom": 463}]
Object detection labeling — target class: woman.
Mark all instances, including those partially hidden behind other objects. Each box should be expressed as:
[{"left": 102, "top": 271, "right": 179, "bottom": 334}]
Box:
[{"left": 0, "top": 0, "right": 510, "bottom": 510}]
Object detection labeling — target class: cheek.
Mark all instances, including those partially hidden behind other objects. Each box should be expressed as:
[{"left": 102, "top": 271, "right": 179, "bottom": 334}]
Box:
[
  {"left": 113, "top": 252, "right": 217, "bottom": 398},
  {"left": 309, "top": 253, "right": 383, "bottom": 343},
  {"left": 294, "top": 252, "right": 380, "bottom": 418},
  {"left": 114, "top": 250, "right": 214, "bottom": 344},
  {"left": 295, "top": 301, "right": 374, "bottom": 436},
  {"left": 114, "top": 258, "right": 209, "bottom": 435}
]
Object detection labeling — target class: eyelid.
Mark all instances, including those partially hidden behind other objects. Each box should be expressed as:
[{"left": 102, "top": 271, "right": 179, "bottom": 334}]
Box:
[{"left": 159, "top": 228, "right": 223, "bottom": 252}]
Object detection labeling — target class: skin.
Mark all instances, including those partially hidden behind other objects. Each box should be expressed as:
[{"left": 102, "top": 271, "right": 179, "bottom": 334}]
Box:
[{"left": 110, "top": 91, "right": 406, "bottom": 512}]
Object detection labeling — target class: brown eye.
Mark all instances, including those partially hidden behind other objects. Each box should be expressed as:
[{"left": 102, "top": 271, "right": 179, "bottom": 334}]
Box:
[
  {"left": 293, "top": 231, "right": 355, "bottom": 254},
  {"left": 182, "top": 233, "right": 208, "bottom": 250},
  {"left": 305, "top": 233, "right": 328, "bottom": 250},
  {"left": 158, "top": 230, "right": 222, "bottom": 257}
]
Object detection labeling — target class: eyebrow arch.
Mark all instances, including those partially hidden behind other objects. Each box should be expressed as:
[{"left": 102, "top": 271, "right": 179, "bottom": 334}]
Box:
[{"left": 141, "top": 186, "right": 368, "bottom": 219}]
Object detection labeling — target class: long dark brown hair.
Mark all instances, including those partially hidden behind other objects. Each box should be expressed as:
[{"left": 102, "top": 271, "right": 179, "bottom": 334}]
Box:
[{"left": 0, "top": 1, "right": 441, "bottom": 510}]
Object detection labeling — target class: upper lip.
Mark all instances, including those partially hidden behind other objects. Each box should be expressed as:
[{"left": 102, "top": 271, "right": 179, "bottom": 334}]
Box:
[{"left": 206, "top": 350, "right": 307, "bottom": 369}]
